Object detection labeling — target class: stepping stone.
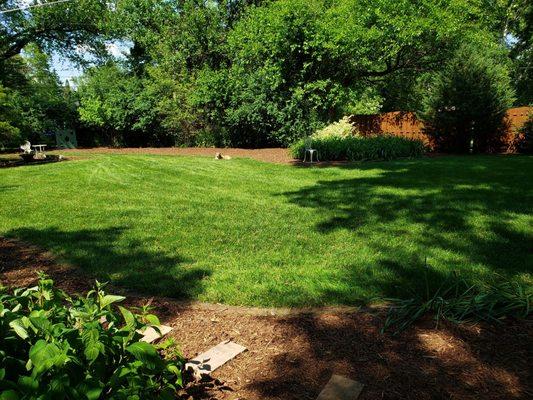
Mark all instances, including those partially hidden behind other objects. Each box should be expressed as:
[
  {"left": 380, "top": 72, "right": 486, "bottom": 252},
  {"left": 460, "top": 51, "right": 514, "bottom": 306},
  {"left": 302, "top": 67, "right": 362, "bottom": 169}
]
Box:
[
  {"left": 316, "top": 374, "right": 364, "bottom": 400},
  {"left": 139, "top": 325, "right": 173, "bottom": 343},
  {"left": 185, "top": 340, "right": 247, "bottom": 378}
]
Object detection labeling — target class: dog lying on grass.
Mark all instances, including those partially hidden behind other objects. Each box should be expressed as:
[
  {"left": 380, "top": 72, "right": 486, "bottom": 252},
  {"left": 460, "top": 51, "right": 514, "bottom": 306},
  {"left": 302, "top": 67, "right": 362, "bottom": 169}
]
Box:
[{"left": 215, "top": 152, "right": 232, "bottom": 160}]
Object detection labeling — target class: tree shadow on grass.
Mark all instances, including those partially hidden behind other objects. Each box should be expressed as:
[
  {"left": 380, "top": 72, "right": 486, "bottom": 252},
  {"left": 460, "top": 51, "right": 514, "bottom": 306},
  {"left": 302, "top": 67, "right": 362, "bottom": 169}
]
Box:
[
  {"left": 2, "top": 226, "right": 209, "bottom": 299},
  {"left": 0, "top": 185, "right": 18, "bottom": 192},
  {"left": 282, "top": 156, "right": 532, "bottom": 301},
  {"left": 252, "top": 156, "right": 533, "bottom": 397}
]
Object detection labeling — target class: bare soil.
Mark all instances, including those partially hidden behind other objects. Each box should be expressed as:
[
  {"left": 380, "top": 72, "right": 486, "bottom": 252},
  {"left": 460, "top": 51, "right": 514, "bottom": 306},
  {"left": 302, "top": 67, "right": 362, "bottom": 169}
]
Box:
[{"left": 1, "top": 237, "right": 531, "bottom": 400}]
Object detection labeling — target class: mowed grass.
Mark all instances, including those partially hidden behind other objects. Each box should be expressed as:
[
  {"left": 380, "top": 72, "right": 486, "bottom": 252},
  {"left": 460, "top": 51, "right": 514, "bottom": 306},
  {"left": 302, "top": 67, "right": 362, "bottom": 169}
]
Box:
[{"left": 0, "top": 154, "right": 531, "bottom": 306}]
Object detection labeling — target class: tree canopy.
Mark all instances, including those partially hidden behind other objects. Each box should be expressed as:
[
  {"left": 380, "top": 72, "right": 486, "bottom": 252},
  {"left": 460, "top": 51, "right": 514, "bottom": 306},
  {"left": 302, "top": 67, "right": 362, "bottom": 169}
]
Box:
[
  {"left": 0, "top": 0, "right": 530, "bottom": 148},
  {"left": 0, "top": 0, "right": 111, "bottom": 61}
]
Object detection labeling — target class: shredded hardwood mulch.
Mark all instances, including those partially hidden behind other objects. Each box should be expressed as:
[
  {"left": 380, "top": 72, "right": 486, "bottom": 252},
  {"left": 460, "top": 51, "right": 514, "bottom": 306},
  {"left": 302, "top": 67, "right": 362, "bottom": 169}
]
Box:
[
  {"left": 59, "top": 147, "right": 297, "bottom": 164},
  {"left": 1, "top": 237, "right": 531, "bottom": 400}
]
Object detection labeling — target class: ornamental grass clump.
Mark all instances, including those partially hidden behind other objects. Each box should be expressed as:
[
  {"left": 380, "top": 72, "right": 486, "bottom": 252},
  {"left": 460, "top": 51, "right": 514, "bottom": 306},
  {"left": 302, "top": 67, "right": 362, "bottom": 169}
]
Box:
[
  {"left": 0, "top": 274, "right": 183, "bottom": 400},
  {"left": 381, "top": 268, "right": 531, "bottom": 335}
]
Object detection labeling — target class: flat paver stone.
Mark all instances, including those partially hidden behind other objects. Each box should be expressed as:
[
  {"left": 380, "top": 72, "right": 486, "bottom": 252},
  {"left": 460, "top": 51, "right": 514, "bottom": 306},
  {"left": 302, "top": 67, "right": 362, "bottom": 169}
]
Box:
[
  {"left": 139, "top": 325, "right": 173, "bottom": 343},
  {"left": 316, "top": 374, "right": 364, "bottom": 400},
  {"left": 185, "top": 340, "right": 247, "bottom": 377}
]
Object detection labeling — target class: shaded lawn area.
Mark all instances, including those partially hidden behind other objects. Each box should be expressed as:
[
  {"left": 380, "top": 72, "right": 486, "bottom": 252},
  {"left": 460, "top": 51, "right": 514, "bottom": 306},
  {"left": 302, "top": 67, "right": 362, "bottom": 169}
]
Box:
[{"left": 0, "top": 153, "right": 531, "bottom": 306}]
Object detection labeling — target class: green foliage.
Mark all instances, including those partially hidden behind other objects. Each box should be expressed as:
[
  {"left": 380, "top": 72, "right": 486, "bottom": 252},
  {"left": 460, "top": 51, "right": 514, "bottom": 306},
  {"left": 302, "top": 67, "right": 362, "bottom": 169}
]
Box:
[
  {"left": 312, "top": 117, "right": 357, "bottom": 139},
  {"left": 0, "top": 85, "right": 21, "bottom": 148},
  {"left": 291, "top": 135, "right": 425, "bottom": 161},
  {"left": 516, "top": 113, "right": 533, "bottom": 153},
  {"left": 498, "top": 0, "right": 533, "bottom": 105},
  {"left": 0, "top": 46, "right": 76, "bottom": 145},
  {"left": 1, "top": 0, "right": 529, "bottom": 147},
  {"left": 0, "top": 0, "right": 110, "bottom": 61},
  {"left": 191, "top": 0, "right": 474, "bottom": 147},
  {"left": 420, "top": 43, "right": 515, "bottom": 153},
  {"left": 0, "top": 120, "right": 21, "bottom": 149},
  {"left": 382, "top": 268, "right": 532, "bottom": 335},
  {"left": 511, "top": 47, "right": 533, "bottom": 106},
  {"left": 76, "top": 64, "right": 167, "bottom": 147},
  {"left": 0, "top": 274, "right": 183, "bottom": 399}
]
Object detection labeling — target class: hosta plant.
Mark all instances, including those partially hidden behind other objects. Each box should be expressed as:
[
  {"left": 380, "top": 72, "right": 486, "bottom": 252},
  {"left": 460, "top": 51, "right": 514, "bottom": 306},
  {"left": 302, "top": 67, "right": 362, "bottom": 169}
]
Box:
[{"left": 0, "top": 274, "right": 183, "bottom": 399}]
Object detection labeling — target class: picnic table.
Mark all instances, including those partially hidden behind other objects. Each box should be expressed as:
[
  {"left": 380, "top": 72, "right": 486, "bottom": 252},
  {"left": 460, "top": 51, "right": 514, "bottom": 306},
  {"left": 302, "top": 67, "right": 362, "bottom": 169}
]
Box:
[{"left": 32, "top": 144, "right": 47, "bottom": 153}]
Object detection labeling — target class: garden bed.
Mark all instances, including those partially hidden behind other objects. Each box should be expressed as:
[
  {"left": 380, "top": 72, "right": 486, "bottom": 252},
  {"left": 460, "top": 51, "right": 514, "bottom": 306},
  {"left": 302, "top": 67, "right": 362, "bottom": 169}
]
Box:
[
  {"left": 0, "top": 154, "right": 65, "bottom": 168},
  {"left": 58, "top": 147, "right": 297, "bottom": 164},
  {"left": 1, "top": 237, "right": 531, "bottom": 400}
]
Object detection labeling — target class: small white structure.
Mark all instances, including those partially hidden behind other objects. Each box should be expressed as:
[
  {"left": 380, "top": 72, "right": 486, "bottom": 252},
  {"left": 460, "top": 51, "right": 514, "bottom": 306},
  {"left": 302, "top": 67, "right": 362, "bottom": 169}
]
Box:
[
  {"left": 20, "top": 141, "right": 32, "bottom": 154},
  {"left": 185, "top": 340, "right": 247, "bottom": 380},
  {"left": 303, "top": 137, "right": 319, "bottom": 163}
]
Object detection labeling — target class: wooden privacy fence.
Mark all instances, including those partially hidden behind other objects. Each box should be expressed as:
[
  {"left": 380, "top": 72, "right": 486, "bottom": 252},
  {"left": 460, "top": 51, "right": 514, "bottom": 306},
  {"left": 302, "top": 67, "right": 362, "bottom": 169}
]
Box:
[{"left": 348, "top": 106, "right": 532, "bottom": 151}]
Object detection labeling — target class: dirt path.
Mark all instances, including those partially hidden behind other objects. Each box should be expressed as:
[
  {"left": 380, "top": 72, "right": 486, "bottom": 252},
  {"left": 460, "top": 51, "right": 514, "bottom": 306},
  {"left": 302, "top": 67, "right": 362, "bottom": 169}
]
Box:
[
  {"left": 1, "top": 237, "right": 531, "bottom": 399},
  {"left": 58, "top": 147, "right": 296, "bottom": 164}
]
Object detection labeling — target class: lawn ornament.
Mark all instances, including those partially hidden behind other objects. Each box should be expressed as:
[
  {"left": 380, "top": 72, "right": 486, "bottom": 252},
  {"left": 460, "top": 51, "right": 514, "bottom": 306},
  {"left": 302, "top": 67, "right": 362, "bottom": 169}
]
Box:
[
  {"left": 20, "top": 141, "right": 32, "bottom": 154},
  {"left": 215, "top": 152, "right": 232, "bottom": 160}
]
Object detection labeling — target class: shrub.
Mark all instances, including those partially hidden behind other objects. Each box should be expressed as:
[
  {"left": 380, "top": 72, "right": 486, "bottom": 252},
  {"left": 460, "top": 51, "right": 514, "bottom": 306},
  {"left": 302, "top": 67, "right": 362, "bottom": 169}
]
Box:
[
  {"left": 420, "top": 43, "right": 515, "bottom": 153},
  {"left": 516, "top": 113, "right": 533, "bottom": 154},
  {"left": 0, "top": 120, "right": 21, "bottom": 149},
  {"left": 290, "top": 135, "right": 425, "bottom": 161},
  {"left": 0, "top": 274, "right": 183, "bottom": 399},
  {"left": 313, "top": 117, "right": 357, "bottom": 139}
]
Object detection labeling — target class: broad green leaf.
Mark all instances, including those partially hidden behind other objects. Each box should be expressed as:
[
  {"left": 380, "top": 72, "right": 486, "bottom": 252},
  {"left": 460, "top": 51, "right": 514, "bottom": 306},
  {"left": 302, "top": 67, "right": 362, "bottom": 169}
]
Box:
[
  {"left": 99, "top": 295, "right": 125, "bottom": 308},
  {"left": 125, "top": 341, "right": 163, "bottom": 370},
  {"left": 29, "top": 340, "right": 67, "bottom": 375},
  {"left": 82, "top": 329, "right": 104, "bottom": 363},
  {"left": 49, "top": 373, "right": 70, "bottom": 394},
  {"left": 28, "top": 313, "right": 52, "bottom": 333},
  {"left": 0, "top": 390, "right": 19, "bottom": 400},
  {"left": 17, "top": 376, "right": 38, "bottom": 392},
  {"left": 119, "top": 306, "right": 135, "bottom": 328},
  {"left": 9, "top": 319, "right": 28, "bottom": 340},
  {"left": 167, "top": 364, "right": 182, "bottom": 386},
  {"left": 145, "top": 314, "right": 160, "bottom": 326},
  {"left": 75, "top": 381, "right": 103, "bottom": 400},
  {"left": 86, "top": 386, "right": 103, "bottom": 400}
]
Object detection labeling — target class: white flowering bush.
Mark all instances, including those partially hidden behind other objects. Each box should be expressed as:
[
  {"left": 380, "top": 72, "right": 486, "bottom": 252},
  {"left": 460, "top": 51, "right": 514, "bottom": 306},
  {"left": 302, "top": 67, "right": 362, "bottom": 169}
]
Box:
[{"left": 312, "top": 117, "right": 357, "bottom": 139}]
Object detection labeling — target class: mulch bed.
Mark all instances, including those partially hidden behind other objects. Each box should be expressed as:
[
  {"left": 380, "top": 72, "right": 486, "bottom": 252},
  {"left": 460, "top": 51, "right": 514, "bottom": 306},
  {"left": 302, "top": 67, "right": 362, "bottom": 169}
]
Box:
[
  {"left": 0, "top": 154, "right": 66, "bottom": 168},
  {"left": 1, "top": 237, "right": 531, "bottom": 400},
  {"left": 59, "top": 147, "right": 297, "bottom": 164}
]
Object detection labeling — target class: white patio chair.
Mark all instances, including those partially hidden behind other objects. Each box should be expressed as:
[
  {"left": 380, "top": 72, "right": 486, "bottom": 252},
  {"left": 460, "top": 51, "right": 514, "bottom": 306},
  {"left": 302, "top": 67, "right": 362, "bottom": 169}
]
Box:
[{"left": 303, "top": 137, "right": 319, "bottom": 163}]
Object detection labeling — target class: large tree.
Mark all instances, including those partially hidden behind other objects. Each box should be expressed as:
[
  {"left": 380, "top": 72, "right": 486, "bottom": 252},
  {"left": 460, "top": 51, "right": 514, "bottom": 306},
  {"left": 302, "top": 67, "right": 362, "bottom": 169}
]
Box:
[
  {"left": 420, "top": 43, "right": 515, "bottom": 153},
  {"left": 189, "top": 0, "right": 490, "bottom": 146},
  {"left": 0, "top": 44, "right": 76, "bottom": 146},
  {"left": 0, "top": 0, "right": 111, "bottom": 61}
]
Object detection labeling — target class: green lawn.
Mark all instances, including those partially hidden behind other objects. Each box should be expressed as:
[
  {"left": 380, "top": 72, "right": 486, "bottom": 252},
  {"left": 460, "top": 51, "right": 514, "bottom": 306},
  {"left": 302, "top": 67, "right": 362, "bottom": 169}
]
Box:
[{"left": 0, "top": 154, "right": 531, "bottom": 306}]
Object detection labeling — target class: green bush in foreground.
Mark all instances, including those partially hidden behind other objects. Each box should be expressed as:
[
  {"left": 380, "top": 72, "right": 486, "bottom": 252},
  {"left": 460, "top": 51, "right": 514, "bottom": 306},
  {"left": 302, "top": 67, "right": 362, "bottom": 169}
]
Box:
[
  {"left": 0, "top": 274, "right": 183, "bottom": 400},
  {"left": 290, "top": 135, "right": 425, "bottom": 161}
]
